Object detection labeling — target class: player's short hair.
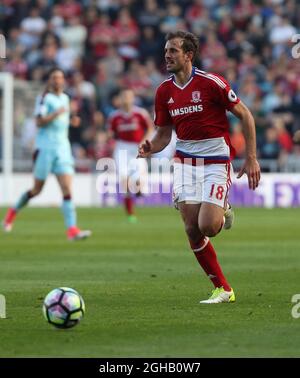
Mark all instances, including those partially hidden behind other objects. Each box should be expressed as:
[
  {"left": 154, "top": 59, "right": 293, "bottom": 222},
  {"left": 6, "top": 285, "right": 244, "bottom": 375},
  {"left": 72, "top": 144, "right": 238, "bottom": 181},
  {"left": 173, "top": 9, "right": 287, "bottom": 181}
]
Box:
[
  {"left": 165, "top": 31, "right": 199, "bottom": 63},
  {"left": 47, "top": 67, "right": 65, "bottom": 80}
]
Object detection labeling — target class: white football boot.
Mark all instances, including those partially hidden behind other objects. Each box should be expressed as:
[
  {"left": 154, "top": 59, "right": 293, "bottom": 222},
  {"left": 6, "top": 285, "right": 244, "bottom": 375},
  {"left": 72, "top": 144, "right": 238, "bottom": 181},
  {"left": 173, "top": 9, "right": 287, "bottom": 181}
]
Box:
[{"left": 200, "top": 287, "right": 235, "bottom": 304}]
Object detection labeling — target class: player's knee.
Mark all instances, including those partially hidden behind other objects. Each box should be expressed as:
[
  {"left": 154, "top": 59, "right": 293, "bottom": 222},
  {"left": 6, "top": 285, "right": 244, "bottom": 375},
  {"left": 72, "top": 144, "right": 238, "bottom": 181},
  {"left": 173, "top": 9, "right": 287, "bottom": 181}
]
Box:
[
  {"left": 30, "top": 186, "right": 42, "bottom": 196},
  {"left": 61, "top": 186, "right": 71, "bottom": 197},
  {"left": 199, "top": 222, "right": 221, "bottom": 237}
]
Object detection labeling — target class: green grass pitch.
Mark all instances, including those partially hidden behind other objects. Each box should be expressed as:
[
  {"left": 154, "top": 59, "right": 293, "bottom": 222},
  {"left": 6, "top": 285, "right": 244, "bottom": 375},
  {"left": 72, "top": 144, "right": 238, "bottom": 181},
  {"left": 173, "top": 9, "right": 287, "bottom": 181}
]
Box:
[{"left": 0, "top": 207, "right": 299, "bottom": 357}]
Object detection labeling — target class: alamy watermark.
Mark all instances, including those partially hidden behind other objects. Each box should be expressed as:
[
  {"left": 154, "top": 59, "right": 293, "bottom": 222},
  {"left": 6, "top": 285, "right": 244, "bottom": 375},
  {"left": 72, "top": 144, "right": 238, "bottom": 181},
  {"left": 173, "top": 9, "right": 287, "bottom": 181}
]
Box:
[
  {"left": 0, "top": 34, "right": 6, "bottom": 59},
  {"left": 291, "top": 294, "right": 300, "bottom": 319},
  {"left": 0, "top": 294, "right": 6, "bottom": 318},
  {"left": 95, "top": 153, "right": 205, "bottom": 201},
  {"left": 291, "top": 34, "right": 300, "bottom": 59}
]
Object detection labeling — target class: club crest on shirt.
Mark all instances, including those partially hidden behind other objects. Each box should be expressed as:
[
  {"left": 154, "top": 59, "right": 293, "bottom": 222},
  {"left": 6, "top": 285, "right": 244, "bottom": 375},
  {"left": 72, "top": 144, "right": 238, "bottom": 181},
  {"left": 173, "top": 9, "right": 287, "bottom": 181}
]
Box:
[{"left": 191, "top": 91, "right": 201, "bottom": 103}]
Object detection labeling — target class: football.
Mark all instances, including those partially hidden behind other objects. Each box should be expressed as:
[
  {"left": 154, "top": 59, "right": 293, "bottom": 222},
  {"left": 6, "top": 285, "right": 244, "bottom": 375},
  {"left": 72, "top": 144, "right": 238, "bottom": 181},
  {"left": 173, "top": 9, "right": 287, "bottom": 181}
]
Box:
[{"left": 43, "top": 287, "right": 85, "bottom": 329}]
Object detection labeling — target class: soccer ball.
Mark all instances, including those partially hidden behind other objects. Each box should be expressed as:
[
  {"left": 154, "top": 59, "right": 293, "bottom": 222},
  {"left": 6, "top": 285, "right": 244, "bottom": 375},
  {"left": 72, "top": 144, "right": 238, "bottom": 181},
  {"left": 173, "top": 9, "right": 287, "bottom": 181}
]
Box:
[{"left": 43, "top": 287, "right": 85, "bottom": 329}]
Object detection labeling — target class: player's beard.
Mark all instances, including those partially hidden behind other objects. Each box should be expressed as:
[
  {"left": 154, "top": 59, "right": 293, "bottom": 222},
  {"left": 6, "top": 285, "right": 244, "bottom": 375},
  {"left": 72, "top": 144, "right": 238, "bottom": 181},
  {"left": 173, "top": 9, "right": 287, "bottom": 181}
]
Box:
[
  {"left": 52, "top": 83, "right": 63, "bottom": 94},
  {"left": 166, "top": 65, "right": 180, "bottom": 74}
]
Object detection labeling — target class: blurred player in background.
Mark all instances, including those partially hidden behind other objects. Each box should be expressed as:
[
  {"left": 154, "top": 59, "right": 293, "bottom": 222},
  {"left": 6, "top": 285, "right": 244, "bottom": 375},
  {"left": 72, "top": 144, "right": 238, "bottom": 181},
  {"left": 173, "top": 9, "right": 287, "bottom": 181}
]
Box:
[
  {"left": 138, "top": 31, "right": 260, "bottom": 303},
  {"left": 3, "top": 68, "right": 91, "bottom": 241},
  {"left": 108, "top": 89, "right": 153, "bottom": 222},
  {"left": 293, "top": 130, "right": 300, "bottom": 144}
]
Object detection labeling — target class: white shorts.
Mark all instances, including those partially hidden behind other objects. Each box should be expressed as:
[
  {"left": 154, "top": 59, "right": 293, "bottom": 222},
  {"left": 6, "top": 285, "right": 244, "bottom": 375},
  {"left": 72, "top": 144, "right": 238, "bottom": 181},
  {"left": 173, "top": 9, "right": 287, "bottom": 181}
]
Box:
[
  {"left": 173, "top": 162, "right": 233, "bottom": 209},
  {"left": 113, "top": 140, "right": 148, "bottom": 180}
]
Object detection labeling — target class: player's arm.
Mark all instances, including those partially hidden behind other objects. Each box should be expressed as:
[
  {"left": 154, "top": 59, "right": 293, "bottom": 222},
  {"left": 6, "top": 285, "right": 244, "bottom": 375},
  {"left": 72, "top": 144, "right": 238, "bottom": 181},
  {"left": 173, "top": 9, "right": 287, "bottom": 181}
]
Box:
[
  {"left": 36, "top": 107, "right": 66, "bottom": 127},
  {"left": 230, "top": 101, "right": 261, "bottom": 190},
  {"left": 138, "top": 124, "right": 173, "bottom": 158},
  {"left": 138, "top": 84, "right": 173, "bottom": 158}
]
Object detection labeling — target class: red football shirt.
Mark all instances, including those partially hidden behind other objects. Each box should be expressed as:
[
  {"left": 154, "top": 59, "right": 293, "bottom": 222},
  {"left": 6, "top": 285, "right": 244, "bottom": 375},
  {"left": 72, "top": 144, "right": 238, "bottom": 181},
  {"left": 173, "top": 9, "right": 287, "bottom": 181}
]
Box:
[
  {"left": 154, "top": 67, "right": 240, "bottom": 162},
  {"left": 108, "top": 106, "right": 151, "bottom": 143}
]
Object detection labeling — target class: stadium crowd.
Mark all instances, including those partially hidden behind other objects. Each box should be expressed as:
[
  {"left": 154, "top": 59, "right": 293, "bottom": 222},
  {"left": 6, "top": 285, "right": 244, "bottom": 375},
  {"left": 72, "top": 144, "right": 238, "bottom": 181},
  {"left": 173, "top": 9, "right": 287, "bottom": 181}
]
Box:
[{"left": 1, "top": 0, "right": 300, "bottom": 171}]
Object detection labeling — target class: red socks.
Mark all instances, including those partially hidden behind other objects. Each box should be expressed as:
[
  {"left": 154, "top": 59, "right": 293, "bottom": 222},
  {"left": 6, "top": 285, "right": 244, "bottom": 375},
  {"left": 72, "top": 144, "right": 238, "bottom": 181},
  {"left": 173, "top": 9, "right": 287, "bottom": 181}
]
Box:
[
  {"left": 190, "top": 237, "right": 231, "bottom": 291},
  {"left": 4, "top": 208, "right": 17, "bottom": 224},
  {"left": 124, "top": 196, "right": 134, "bottom": 216}
]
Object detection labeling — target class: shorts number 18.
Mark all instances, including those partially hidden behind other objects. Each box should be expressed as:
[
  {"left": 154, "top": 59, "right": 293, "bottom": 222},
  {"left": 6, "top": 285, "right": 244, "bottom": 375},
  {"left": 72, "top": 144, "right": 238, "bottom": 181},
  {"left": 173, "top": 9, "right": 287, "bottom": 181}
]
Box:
[{"left": 210, "top": 184, "right": 224, "bottom": 200}]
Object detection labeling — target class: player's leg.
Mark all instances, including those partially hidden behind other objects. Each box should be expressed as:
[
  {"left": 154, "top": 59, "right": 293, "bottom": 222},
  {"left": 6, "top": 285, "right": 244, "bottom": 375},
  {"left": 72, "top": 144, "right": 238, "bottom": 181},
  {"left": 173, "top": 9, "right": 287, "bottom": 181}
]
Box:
[
  {"left": 174, "top": 161, "right": 234, "bottom": 303},
  {"left": 179, "top": 202, "right": 234, "bottom": 304},
  {"left": 56, "top": 173, "right": 91, "bottom": 241},
  {"left": 125, "top": 155, "right": 148, "bottom": 223},
  {"left": 198, "top": 201, "right": 225, "bottom": 237},
  {"left": 2, "top": 148, "right": 50, "bottom": 232},
  {"left": 115, "top": 142, "right": 140, "bottom": 222},
  {"left": 123, "top": 177, "right": 137, "bottom": 223},
  {"left": 3, "top": 178, "right": 45, "bottom": 232},
  {"left": 179, "top": 201, "right": 231, "bottom": 290},
  {"left": 196, "top": 163, "right": 235, "bottom": 303}
]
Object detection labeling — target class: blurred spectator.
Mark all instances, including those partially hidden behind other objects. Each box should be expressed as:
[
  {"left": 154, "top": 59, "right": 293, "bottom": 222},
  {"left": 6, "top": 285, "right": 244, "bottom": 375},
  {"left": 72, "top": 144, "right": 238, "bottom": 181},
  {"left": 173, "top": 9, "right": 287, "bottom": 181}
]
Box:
[
  {"left": 57, "top": 0, "right": 82, "bottom": 21},
  {"left": 6, "top": 27, "right": 23, "bottom": 56},
  {"left": 260, "top": 127, "right": 281, "bottom": 160},
  {"left": 90, "top": 13, "right": 115, "bottom": 59},
  {"left": 217, "top": 15, "right": 234, "bottom": 44},
  {"left": 137, "top": 0, "right": 163, "bottom": 29},
  {"left": 4, "top": 48, "right": 28, "bottom": 79},
  {"left": 56, "top": 41, "right": 78, "bottom": 73},
  {"left": 36, "top": 0, "right": 52, "bottom": 21},
  {"left": 201, "top": 31, "right": 227, "bottom": 72},
  {"left": 48, "top": 4, "right": 64, "bottom": 35},
  {"left": 59, "top": 16, "right": 87, "bottom": 57},
  {"left": 69, "top": 71, "right": 96, "bottom": 102},
  {"left": 2, "top": 0, "right": 300, "bottom": 172},
  {"left": 185, "top": 0, "right": 210, "bottom": 35},
  {"left": 227, "top": 30, "right": 254, "bottom": 62},
  {"left": 31, "top": 39, "right": 58, "bottom": 79},
  {"left": 269, "top": 15, "right": 297, "bottom": 58},
  {"left": 273, "top": 118, "right": 293, "bottom": 153},
  {"left": 87, "top": 130, "right": 114, "bottom": 160},
  {"left": 160, "top": 3, "right": 187, "bottom": 34},
  {"left": 232, "top": 0, "right": 256, "bottom": 29},
  {"left": 121, "top": 60, "right": 152, "bottom": 105},
  {"left": 9, "top": 0, "right": 31, "bottom": 28},
  {"left": 114, "top": 7, "right": 140, "bottom": 60},
  {"left": 101, "top": 46, "right": 125, "bottom": 77},
  {"left": 139, "top": 26, "right": 162, "bottom": 64},
  {"left": 93, "top": 60, "right": 121, "bottom": 112},
  {"left": 144, "top": 58, "right": 164, "bottom": 89},
  {"left": 230, "top": 123, "right": 246, "bottom": 159},
  {"left": 263, "top": 81, "right": 285, "bottom": 113},
  {"left": 19, "top": 7, "right": 47, "bottom": 50}
]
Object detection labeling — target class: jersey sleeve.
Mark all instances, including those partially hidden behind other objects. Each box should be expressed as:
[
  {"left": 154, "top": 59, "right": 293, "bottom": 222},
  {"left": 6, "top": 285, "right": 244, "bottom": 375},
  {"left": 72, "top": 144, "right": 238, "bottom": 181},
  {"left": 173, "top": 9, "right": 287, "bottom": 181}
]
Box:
[
  {"left": 34, "top": 93, "right": 50, "bottom": 117},
  {"left": 211, "top": 74, "right": 240, "bottom": 111},
  {"left": 154, "top": 85, "right": 173, "bottom": 127}
]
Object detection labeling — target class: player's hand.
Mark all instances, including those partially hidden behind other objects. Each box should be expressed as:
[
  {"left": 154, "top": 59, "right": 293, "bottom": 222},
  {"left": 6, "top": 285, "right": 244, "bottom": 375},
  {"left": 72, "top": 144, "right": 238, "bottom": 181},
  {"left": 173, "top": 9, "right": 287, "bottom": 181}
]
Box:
[
  {"left": 55, "top": 107, "right": 66, "bottom": 116},
  {"left": 237, "top": 157, "right": 261, "bottom": 190},
  {"left": 137, "top": 140, "right": 153, "bottom": 158}
]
